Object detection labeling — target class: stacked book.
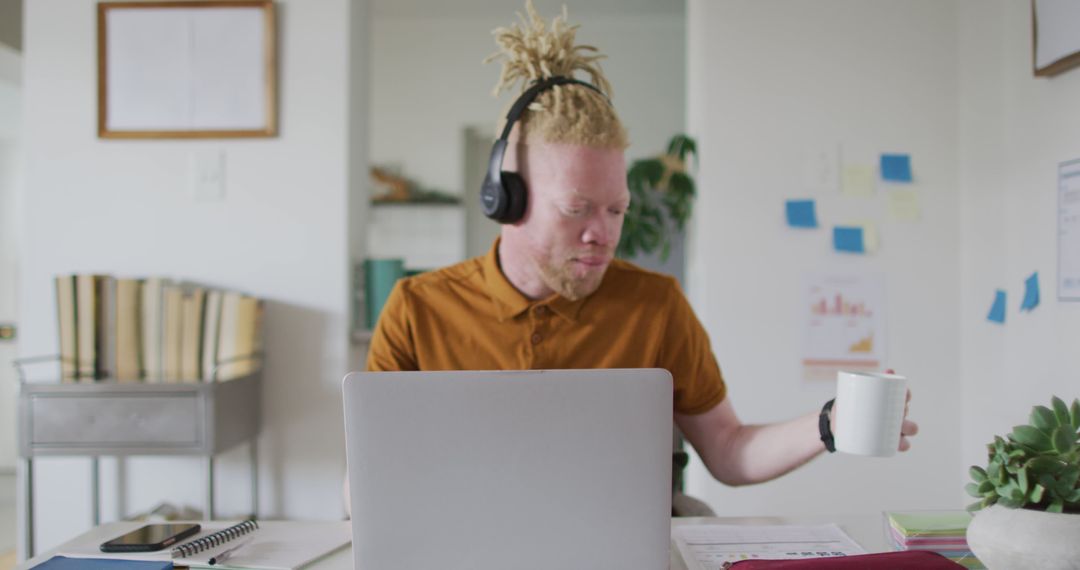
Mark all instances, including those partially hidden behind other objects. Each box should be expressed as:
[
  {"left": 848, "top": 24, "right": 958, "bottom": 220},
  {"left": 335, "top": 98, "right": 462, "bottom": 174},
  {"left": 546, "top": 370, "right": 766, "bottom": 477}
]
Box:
[
  {"left": 884, "top": 511, "right": 984, "bottom": 569},
  {"left": 55, "top": 275, "right": 264, "bottom": 383}
]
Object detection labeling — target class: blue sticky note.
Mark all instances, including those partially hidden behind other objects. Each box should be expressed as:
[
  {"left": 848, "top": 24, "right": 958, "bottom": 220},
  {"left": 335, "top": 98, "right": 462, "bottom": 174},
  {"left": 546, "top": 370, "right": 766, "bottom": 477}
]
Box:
[
  {"left": 881, "top": 154, "right": 913, "bottom": 182},
  {"left": 1021, "top": 272, "right": 1040, "bottom": 311},
  {"left": 987, "top": 290, "right": 1006, "bottom": 324},
  {"left": 833, "top": 226, "right": 865, "bottom": 253},
  {"left": 785, "top": 199, "right": 818, "bottom": 228}
]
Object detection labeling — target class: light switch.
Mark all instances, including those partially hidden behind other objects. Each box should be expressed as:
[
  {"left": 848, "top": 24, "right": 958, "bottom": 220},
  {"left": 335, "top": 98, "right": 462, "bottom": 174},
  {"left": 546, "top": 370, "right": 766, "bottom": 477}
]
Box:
[
  {"left": 803, "top": 143, "right": 840, "bottom": 193},
  {"left": 190, "top": 150, "right": 226, "bottom": 201}
]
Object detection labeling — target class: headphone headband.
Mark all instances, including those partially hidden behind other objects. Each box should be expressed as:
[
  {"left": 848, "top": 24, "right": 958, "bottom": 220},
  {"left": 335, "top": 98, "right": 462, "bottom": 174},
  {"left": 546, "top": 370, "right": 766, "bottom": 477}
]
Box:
[{"left": 496, "top": 76, "right": 609, "bottom": 142}]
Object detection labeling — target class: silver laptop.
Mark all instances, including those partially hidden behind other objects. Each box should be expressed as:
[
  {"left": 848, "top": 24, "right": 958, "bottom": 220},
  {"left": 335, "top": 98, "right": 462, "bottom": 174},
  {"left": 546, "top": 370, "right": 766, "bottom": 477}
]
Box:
[{"left": 343, "top": 369, "right": 673, "bottom": 570}]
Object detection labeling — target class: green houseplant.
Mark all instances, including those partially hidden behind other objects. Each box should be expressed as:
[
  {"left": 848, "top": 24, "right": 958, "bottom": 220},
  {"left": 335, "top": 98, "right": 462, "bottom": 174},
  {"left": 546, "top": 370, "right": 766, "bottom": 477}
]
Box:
[
  {"left": 964, "top": 396, "right": 1080, "bottom": 569},
  {"left": 617, "top": 134, "right": 697, "bottom": 262},
  {"left": 966, "top": 396, "right": 1080, "bottom": 513}
]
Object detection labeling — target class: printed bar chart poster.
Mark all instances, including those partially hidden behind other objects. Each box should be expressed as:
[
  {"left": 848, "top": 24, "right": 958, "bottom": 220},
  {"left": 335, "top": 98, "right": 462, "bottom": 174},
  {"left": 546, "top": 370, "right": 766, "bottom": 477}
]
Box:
[
  {"left": 1059, "top": 158, "right": 1080, "bottom": 301},
  {"left": 802, "top": 273, "right": 886, "bottom": 382}
]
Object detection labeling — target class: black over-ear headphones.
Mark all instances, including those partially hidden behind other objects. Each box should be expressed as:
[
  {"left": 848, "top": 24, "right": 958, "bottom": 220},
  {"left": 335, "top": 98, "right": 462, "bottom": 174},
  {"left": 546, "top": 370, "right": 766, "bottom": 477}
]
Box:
[{"left": 480, "top": 76, "right": 610, "bottom": 224}]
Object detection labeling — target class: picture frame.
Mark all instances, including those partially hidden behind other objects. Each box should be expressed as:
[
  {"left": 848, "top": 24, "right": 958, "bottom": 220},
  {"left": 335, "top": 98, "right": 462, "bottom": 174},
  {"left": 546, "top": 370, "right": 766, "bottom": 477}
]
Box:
[
  {"left": 1032, "top": 0, "right": 1080, "bottom": 77},
  {"left": 97, "top": 1, "right": 278, "bottom": 139}
]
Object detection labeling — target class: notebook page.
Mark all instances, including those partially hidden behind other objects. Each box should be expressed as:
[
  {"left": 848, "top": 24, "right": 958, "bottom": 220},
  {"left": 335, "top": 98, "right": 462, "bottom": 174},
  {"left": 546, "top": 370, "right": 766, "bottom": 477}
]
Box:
[{"left": 183, "top": 521, "right": 351, "bottom": 570}]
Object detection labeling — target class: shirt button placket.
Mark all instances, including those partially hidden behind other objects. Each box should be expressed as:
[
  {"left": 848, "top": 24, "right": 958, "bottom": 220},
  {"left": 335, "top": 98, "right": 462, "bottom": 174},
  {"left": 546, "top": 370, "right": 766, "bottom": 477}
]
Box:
[{"left": 529, "top": 305, "right": 547, "bottom": 363}]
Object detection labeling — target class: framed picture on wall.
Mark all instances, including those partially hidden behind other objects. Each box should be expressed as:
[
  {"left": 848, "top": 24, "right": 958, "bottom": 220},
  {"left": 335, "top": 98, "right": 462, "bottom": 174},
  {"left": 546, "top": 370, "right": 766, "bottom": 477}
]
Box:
[
  {"left": 1032, "top": 0, "right": 1080, "bottom": 77},
  {"left": 97, "top": 1, "right": 278, "bottom": 139}
]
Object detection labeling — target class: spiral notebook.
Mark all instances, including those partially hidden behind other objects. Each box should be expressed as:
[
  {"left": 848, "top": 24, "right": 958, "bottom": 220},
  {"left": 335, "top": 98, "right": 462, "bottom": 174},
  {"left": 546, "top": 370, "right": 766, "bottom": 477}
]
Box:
[
  {"left": 60, "top": 520, "right": 351, "bottom": 570},
  {"left": 173, "top": 520, "right": 260, "bottom": 559}
]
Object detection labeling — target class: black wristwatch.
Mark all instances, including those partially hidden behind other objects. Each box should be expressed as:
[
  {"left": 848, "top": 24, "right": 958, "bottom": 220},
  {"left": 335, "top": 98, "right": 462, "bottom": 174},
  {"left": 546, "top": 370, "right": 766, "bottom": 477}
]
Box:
[{"left": 819, "top": 398, "right": 836, "bottom": 453}]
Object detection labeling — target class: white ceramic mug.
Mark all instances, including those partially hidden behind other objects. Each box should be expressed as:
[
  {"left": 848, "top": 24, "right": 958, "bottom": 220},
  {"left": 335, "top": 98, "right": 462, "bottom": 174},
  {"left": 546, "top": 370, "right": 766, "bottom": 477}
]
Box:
[{"left": 833, "top": 371, "right": 907, "bottom": 457}]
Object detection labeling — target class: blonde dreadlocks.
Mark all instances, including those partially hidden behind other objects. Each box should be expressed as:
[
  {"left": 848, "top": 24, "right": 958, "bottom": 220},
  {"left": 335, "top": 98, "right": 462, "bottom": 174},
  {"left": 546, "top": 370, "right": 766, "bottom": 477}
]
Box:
[{"left": 485, "top": 1, "right": 629, "bottom": 150}]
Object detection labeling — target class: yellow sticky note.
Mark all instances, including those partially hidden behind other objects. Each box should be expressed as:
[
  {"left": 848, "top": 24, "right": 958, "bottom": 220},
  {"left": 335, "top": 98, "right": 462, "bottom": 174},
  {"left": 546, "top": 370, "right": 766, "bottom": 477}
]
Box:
[
  {"left": 841, "top": 165, "right": 875, "bottom": 197},
  {"left": 888, "top": 189, "right": 921, "bottom": 222},
  {"left": 851, "top": 220, "right": 880, "bottom": 253}
]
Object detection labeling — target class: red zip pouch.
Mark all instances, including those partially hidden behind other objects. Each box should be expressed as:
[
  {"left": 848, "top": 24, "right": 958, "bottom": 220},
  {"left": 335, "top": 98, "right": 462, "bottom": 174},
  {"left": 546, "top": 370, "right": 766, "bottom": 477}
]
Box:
[{"left": 723, "top": 550, "right": 966, "bottom": 569}]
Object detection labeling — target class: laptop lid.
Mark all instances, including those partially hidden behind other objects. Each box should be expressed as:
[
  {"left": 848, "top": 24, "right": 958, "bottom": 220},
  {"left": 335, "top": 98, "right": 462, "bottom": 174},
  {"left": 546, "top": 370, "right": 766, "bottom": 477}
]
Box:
[{"left": 343, "top": 368, "right": 673, "bottom": 570}]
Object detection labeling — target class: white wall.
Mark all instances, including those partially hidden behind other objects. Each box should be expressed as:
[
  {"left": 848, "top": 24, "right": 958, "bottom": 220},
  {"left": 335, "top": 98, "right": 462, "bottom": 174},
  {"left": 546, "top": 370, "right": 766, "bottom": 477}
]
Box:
[
  {"left": 957, "top": 0, "right": 1080, "bottom": 482},
  {"left": 685, "top": 0, "right": 963, "bottom": 516},
  {"left": 19, "top": 0, "right": 366, "bottom": 554}
]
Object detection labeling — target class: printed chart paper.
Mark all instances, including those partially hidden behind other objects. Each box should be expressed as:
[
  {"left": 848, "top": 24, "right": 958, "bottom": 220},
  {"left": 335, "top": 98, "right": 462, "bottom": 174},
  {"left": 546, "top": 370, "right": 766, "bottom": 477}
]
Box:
[
  {"left": 1059, "top": 159, "right": 1080, "bottom": 300},
  {"left": 673, "top": 524, "right": 866, "bottom": 570},
  {"left": 802, "top": 273, "right": 886, "bottom": 382}
]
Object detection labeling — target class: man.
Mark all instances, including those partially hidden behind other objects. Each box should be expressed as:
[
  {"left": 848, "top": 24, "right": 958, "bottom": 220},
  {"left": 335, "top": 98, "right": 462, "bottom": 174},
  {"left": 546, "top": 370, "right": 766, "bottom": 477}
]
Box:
[{"left": 355, "top": 2, "right": 917, "bottom": 511}]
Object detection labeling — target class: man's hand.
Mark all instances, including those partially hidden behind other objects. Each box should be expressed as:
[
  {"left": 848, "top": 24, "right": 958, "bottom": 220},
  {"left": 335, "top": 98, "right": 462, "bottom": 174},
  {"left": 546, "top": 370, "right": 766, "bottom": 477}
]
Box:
[
  {"left": 831, "top": 368, "right": 919, "bottom": 452},
  {"left": 898, "top": 387, "right": 919, "bottom": 451}
]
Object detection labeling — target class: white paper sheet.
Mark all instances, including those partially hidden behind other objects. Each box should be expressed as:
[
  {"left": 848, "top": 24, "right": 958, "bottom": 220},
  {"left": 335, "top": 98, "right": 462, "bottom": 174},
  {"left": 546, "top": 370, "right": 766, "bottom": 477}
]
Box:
[
  {"left": 105, "top": 6, "right": 267, "bottom": 132},
  {"left": 1035, "top": 1, "right": 1080, "bottom": 70},
  {"left": 673, "top": 524, "right": 867, "bottom": 570},
  {"left": 801, "top": 273, "right": 886, "bottom": 382},
  {"left": 1059, "top": 159, "right": 1080, "bottom": 301}
]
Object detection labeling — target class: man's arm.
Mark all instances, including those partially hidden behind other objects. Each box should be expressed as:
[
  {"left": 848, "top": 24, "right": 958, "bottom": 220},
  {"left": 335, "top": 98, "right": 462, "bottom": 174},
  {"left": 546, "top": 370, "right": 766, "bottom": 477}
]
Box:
[{"left": 676, "top": 393, "right": 918, "bottom": 487}]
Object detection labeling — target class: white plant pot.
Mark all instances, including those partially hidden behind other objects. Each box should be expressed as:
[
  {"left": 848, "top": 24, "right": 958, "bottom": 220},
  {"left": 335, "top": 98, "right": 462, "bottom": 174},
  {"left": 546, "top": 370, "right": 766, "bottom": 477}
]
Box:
[{"left": 967, "top": 504, "right": 1080, "bottom": 569}]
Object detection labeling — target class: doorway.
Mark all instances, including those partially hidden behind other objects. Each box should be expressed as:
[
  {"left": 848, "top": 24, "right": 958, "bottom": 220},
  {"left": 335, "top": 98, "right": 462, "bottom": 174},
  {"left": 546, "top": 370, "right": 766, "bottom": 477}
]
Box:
[{"left": 0, "top": 42, "right": 23, "bottom": 569}]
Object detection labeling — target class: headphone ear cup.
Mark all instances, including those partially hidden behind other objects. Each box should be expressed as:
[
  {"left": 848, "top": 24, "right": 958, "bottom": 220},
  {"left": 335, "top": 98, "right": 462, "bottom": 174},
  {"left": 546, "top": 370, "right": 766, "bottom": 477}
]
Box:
[
  {"left": 481, "top": 176, "right": 508, "bottom": 222},
  {"left": 500, "top": 171, "right": 528, "bottom": 224}
]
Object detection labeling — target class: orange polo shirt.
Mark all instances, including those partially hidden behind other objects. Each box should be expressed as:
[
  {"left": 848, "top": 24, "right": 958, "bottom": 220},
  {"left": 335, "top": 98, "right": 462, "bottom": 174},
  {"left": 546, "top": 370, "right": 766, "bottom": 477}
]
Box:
[{"left": 365, "top": 240, "right": 726, "bottom": 415}]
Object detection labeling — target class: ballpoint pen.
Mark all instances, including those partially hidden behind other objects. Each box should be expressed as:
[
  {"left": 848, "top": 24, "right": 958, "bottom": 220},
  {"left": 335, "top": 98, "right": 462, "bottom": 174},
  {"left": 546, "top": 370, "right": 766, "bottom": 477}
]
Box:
[{"left": 208, "top": 536, "right": 254, "bottom": 566}]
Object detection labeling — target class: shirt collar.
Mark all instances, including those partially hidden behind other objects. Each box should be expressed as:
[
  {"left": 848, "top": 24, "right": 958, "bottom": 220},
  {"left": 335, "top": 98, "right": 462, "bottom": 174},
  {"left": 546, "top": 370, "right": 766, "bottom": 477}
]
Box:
[{"left": 482, "top": 238, "right": 590, "bottom": 323}]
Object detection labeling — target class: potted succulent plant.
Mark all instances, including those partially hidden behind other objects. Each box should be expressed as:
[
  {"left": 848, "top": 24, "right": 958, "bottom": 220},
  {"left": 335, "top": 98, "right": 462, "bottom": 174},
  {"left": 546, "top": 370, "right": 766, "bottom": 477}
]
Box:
[
  {"left": 965, "top": 396, "right": 1080, "bottom": 569},
  {"left": 617, "top": 134, "right": 697, "bottom": 262}
]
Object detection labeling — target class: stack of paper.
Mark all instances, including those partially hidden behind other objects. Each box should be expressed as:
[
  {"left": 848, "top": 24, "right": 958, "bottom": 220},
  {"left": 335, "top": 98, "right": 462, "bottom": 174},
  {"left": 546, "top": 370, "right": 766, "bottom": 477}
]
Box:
[
  {"left": 673, "top": 524, "right": 866, "bottom": 570},
  {"left": 885, "top": 511, "right": 983, "bottom": 569}
]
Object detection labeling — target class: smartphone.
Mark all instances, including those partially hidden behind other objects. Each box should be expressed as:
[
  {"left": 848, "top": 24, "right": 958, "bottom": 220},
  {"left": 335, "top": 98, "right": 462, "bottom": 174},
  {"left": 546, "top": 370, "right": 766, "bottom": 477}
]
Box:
[{"left": 100, "top": 523, "right": 201, "bottom": 552}]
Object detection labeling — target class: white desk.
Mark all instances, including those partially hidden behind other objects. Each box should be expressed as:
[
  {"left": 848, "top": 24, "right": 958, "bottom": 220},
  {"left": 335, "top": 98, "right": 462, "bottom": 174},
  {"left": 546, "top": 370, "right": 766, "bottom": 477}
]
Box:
[{"left": 19, "top": 515, "right": 887, "bottom": 569}]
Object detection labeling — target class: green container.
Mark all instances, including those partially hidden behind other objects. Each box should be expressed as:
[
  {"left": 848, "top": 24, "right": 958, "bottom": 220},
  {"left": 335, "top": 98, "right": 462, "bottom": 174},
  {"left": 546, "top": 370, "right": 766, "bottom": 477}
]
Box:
[{"left": 364, "top": 258, "right": 405, "bottom": 330}]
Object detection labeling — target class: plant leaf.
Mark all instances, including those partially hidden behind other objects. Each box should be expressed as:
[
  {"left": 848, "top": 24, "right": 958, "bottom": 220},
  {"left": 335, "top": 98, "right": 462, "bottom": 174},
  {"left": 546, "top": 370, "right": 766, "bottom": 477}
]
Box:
[
  {"left": 998, "top": 496, "right": 1023, "bottom": 509},
  {"left": 970, "top": 465, "right": 988, "bottom": 483},
  {"left": 1018, "top": 466, "right": 1031, "bottom": 494},
  {"left": 1011, "top": 425, "right": 1053, "bottom": 452},
  {"left": 1048, "top": 499, "right": 1065, "bottom": 513},
  {"left": 1071, "top": 399, "right": 1080, "bottom": 431},
  {"left": 1032, "top": 405, "right": 1059, "bottom": 432},
  {"left": 1053, "top": 425, "right": 1076, "bottom": 455},
  {"left": 965, "top": 482, "right": 982, "bottom": 498},
  {"left": 1052, "top": 396, "right": 1071, "bottom": 427},
  {"left": 1031, "top": 483, "right": 1046, "bottom": 503},
  {"left": 629, "top": 159, "right": 664, "bottom": 188},
  {"left": 991, "top": 460, "right": 1009, "bottom": 485},
  {"left": 666, "top": 135, "right": 697, "bottom": 166},
  {"left": 1027, "top": 456, "right": 1066, "bottom": 475},
  {"left": 1059, "top": 466, "right": 1079, "bottom": 489}
]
